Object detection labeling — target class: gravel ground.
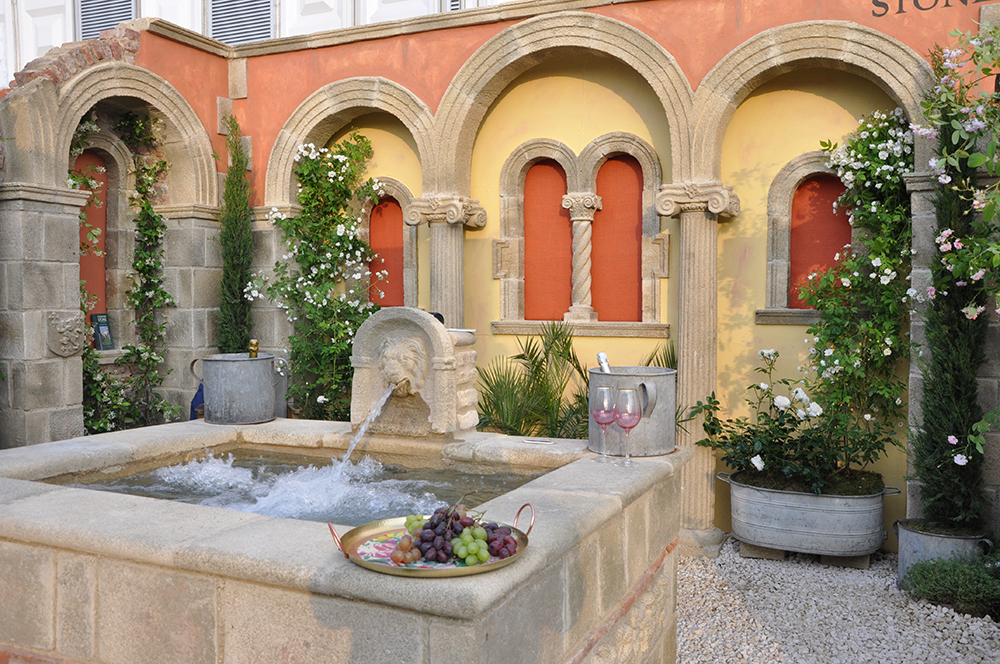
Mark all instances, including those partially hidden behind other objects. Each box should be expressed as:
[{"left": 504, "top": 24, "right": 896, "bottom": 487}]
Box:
[{"left": 676, "top": 538, "right": 1000, "bottom": 663}]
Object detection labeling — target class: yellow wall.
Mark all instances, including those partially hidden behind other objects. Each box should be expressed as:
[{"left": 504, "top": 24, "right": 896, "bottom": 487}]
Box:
[
  {"left": 717, "top": 68, "right": 908, "bottom": 547},
  {"left": 332, "top": 113, "right": 430, "bottom": 309},
  {"left": 466, "top": 53, "right": 677, "bottom": 368}
]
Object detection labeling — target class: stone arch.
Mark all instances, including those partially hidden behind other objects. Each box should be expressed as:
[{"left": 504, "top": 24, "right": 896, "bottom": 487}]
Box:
[
  {"left": 579, "top": 132, "right": 662, "bottom": 237},
  {"left": 434, "top": 11, "right": 693, "bottom": 194},
  {"left": 358, "top": 176, "right": 418, "bottom": 307},
  {"left": 52, "top": 61, "right": 217, "bottom": 205},
  {"left": 264, "top": 77, "right": 435, "bottom": 206},
  {"left": 691, "top": 21, "right": 935, "bottom": 180},
  {"left": 494, "top": 138, "right": 578, "bottom": 322},
  {"left": 80, "top": 129, "right": 137, "bottom": 346},
  {"left": 758, "top": 151, "right": 838, "bottom": 324}
]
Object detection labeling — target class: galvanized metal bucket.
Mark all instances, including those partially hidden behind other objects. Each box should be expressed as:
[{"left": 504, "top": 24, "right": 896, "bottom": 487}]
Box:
[
  {"left": 190, "top": 353, "right": 288, "bottom": 425},
  {"left": 894, "top": 518, "right": 994, "bottom": 588},
  {"left": 721, "top": 472, "right": 898, "bottom": 557},
  {"left": 587, "top": 366, "right": 677, "bottom": 457}
]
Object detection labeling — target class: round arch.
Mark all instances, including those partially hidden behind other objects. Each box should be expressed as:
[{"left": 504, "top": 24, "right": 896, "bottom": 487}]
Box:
[
  {"left": 691, "top": 21, "right": 935, "bottom": 180},
  {"left": 579, "top": 132, "right": 662, "bottom": 237},
  {"left": 434, "top": 11, "right": 694, "bottom": 194},
  {"left": 264, "top": 77, "right": 435, "bottom": 206},
  {"left": 54, "top": 61, "right": 217, "bottom": 205}
]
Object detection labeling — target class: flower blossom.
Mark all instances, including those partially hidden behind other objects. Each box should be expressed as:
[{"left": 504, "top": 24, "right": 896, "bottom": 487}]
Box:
[
  {"left": 773, "top": 395, "right": 791, "bottom": 411},
  {"left": 962, "top": 305, "right": 986, "bottom": 320},
  {"left": 750, "top": 455, "right": 765, "bottom": 471},
  {"left": 316, "top": 395, "right": 329, "bottom": 404},
  {"left": 954, "top": 454, "right": 969, "bottom": 466},
  {"left": 948, "top": 435, "right": 959, "bottom": 445},
  {"left": 806, "top": 402, "right": 823, "bottom": 417}
]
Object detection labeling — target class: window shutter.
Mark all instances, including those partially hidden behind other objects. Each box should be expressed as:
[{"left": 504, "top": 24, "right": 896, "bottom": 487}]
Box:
[
  {"left": 210, "top": 0, "right": 273, "bottom": 44},
  {"left": 448, "top": 0, "right": 462, "bottom": 11},
  {"left": 80, "top": 0, "right": 135, "bottom": 41}
]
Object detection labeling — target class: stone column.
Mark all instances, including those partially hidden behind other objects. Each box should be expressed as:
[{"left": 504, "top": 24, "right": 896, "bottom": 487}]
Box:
[
  {"left": 655, "top": 181, "right": 740, "bottom": 556},
  {"left": 561, "top": 192, "right": 602, "bottom": 322},
  {"left": 403, "top": 196, "right": 486, "bottom": 328},
  {"left": 157, "top": 204, "right": 222, "bottom": 410},
  {"left": 0, "top": 183, "right": 91, "bottom": 447}
]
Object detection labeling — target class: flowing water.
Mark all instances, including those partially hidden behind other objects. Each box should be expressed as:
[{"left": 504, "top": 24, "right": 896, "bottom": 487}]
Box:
[
  {"left": 73, "top": 451, "right": 540, "bottom": 526},
  {"left": 334, "top": 383, "right": 395, "bottom": 480}
]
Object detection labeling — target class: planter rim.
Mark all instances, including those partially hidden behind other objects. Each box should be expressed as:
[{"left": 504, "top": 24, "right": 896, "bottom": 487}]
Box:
[
  {"left": 719, "top": 471, "right": 898, "bottom": 500},
  {"left": 894, "top": 518, "right": 992, "bottom": 541}
]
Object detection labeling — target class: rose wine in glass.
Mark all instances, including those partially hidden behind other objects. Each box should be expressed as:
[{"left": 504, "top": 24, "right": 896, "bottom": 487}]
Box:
[
  {"left": 591, "top": 386, "right": 616, "bottom": 462},
  {"left": 614, "top": 388, "right": 641, "bottom": 466}
]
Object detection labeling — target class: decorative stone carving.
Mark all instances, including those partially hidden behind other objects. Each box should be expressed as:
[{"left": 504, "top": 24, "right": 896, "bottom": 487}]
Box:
[
  {"left": 561, "top": 192, "right": 603, "bottom": 322},
  {"left": 47, "top": 311, "right": 86, "bottom": 357},
  {"left": 403, "top": 196, "right": 486, "bottom": 229},
  {"left": 351, "top": 307, "right": 478, "bottom": 437},
  {"left": 655, "top": 182, "right": 740, "bottom": 219}
]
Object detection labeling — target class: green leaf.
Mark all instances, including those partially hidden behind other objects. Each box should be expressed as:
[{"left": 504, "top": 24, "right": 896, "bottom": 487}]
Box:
[{"left": 968, "top": 153, "right": 990, "bottom": 168}]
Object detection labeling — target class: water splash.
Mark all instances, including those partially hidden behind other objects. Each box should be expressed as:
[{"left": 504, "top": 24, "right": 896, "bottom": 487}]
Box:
[{"left": 334, "top": 383, "right": 395, "bottom": 479}]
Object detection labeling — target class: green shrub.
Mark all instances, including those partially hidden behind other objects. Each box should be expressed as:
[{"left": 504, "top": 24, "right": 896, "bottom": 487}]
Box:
[
  {"left": 903, "top": 553, "right": 1000, "bottom": 619},
  {"left": 217, "top": 115, "right": 255, "bottom": 353}
]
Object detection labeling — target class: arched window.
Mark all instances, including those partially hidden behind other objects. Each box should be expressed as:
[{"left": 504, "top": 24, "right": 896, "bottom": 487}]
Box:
[
  {"left": 788, "top": 174, "right": 849, "bottom": 309},
  {"left": 368, "top": 197, "right": 405, "bottom": 307},
  {"left": 74, "top": 150, "right": 109, "bottom": 330},
  {"left": 593, "top": 155, "right": 643, "bottom": 322},
  {"left": 523, "top": 160, "right": 572, "bottom": 321}
]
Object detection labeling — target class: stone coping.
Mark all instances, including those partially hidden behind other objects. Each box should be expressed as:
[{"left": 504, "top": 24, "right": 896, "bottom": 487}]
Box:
[{"left": 0, "top": 419, "right": 692, "bottom": 620}]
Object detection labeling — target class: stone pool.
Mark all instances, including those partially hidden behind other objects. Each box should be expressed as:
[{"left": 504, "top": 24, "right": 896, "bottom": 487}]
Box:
[{"left": 0, "top": 418, "right": 690, "bottom": 663}]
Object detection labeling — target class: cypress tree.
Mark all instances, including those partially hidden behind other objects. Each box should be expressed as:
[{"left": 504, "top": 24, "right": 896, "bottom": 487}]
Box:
[{"left": 217, "top": 115, "right": 254, "bottom": 353}]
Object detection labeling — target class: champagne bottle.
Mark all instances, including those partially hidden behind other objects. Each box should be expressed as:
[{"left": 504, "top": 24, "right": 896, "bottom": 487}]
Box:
[
  {"left": 597, "top": 352, "right": 611, "bottom": 373},
  {"left": 249, "top": 339, "right": 259, "bottom": 358}
]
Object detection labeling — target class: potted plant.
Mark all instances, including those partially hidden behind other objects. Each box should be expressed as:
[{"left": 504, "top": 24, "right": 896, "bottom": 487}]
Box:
[
  {"left": 692, "top": 108, "right": 914, "bottom": 558},
  {"left": 897, "top": 28, "right": 1000, "bottom": 585}
]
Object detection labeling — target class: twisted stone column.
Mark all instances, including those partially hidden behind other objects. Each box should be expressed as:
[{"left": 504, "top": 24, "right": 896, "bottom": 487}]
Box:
[
  {"left": 561, "top": 192, "right": 602, "bottom": 322},
  {"left": 403, "top": 196, "right": 486, "bottom": 328},
  {"left": 656, "top": 181, "right": 740, "bottom": 556}
]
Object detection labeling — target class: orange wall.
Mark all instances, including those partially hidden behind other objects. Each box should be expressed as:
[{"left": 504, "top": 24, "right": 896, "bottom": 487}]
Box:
[{"left": 124, "top": 1, "right": 990, "bottom": 207}]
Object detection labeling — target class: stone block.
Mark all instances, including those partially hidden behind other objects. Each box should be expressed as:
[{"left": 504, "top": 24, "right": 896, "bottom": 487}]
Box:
[
  {"left": 56, "top": 552, "right": 96, "bottom": 660},
  {"left": 563, "top": 532, "right": 602, "bottom": 652},
  {"left": 192, "top": 309, "right": 210, "bottom": 350},
  {"left": 217, "top": 97, "right": 233, "bottom": 135},
  {"left": 977, "top": 377, "right": 999, "bottom": 413},
  {"left": 15, "top": 361, "right": 65, "bottom": 410},
  {"left": 0, "top": 216, "right": 23, "bottom": 260},
  {"left": 204, "top": 230, "right": 222, "bottom": 269},
  {"left": 595, "top": 513, "right": 627, "bottom": 616},
  {"left": 97, "top": 559, "right": 217, "bottom": 664},
  {"left": 24, "top": 311, "right": 46, "bottom": 361},
  {"left": 0, "top": 540, "right": 55, "bottom": 650},
  {"left": 648, "top": 474, "right": 681, "bottom": 559},
  {"left": 220, "top": 580, "right": 426, "bottom": 664},
  {"left": 20, "top": 262, "right": 62, "bottom": 310},
  {"left": 819, "top": 554, "right": 870, "bottom": 570},
  {"left": 64, "top": 356, "right": 83, "bottom": 405},
  {"left": 48, "top": 406, "right": 84, "bottom": 442},
  {"left": 191, "top": 268, "right": 221, "bottom": 308},
  {"left": 165, "top": 227, "right": 203, "bottom": 268},
  {"left": 0, "top": 409, "right": 28, "bottom": 448},
  {"left": 43, "top": 215, "right": 79, "bottom": 263},
  {"left": 166, "top": 309, "right": 194, "bottom": 347},
  {"left": 625, "top": 493, "right": 650, "bottom": 586},
  {"left": 22, "top": 214, "right": 44, "bottom": 261},
  {"left": 0, "top": 311, "right": 25, "bottom": 358},
  {"left": 738, "top": 541, "right": 786, "bottom": 560},
  {"left": 228, "top": 58, "right": 248, "bottom": 98}
]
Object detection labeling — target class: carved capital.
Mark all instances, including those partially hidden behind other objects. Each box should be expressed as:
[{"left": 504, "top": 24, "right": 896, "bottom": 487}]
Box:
[
  {"left": 655, "top": 182, "right": 740, "bottom": 220},
  {"left": 403, "top": 196, "right": 487, "bottom": 230},
  {"left": 47, "top": 311, "right": 86, "bottom": 357},
  {"left": 561, "top": 192, "right": 603, "bottom": 221}
]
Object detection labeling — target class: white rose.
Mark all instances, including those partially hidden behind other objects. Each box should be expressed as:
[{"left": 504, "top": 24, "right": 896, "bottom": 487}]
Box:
[
  {"left": 807, "top": 402, "right": 824, "bottom": 417},
  {"left": 773, "top": 395, "right": 791, "bottom": 410}
]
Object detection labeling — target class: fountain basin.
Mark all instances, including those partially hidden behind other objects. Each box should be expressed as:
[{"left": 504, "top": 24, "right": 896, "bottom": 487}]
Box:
[{"left": 0, "top": 418, "right": 690, "bottom": 663}]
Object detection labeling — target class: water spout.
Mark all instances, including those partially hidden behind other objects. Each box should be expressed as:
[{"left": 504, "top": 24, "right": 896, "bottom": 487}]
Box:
[{"left": 335, "top": 383, "right": 395, "bottom": 479}]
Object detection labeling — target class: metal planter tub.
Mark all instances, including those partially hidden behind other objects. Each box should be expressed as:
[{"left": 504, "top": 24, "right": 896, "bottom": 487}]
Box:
[{"left": 720, "top": 472, "right": 899, "bottom": 556}]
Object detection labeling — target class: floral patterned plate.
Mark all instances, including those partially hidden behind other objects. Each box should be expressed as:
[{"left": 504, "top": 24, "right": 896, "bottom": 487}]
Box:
[{"left": 328, "top": 506, "right": 532, "bottom": 578}]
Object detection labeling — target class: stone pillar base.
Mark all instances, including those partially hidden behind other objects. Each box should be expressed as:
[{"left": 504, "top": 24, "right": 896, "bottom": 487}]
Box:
[
  {"left": 563, "top": 306, "right": 598, "bottom": 322},
  {"left": 677, "top": 527, "right": 727, "bottom": 558}
]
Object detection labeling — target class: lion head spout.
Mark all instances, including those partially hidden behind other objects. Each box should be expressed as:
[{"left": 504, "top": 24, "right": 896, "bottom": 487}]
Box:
[{"left": 377, "top": 338, "right": 428, "bottom": 397}]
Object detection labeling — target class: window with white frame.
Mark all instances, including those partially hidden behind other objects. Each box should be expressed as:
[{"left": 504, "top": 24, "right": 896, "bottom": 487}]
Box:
[
  {"left": 209, "top": 0, "right": 273, "bottom": 44},
  {"left": 80, "top": 0, "right": 136, "bottom": 40}
]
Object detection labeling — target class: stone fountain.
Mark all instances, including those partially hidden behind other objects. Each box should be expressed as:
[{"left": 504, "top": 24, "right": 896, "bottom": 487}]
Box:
[{"left": 350, "top": 307, "right": 478, "bottom": 437}]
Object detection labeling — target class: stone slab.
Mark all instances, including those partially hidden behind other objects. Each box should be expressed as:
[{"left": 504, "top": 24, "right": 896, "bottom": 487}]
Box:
[
  {"left": 819, "top": 554, "right": 871, "bottom": 570},
  {"left": 739, "top": 541, "right": 786, "bottom": 560},
  {"left": 0, "top": 540, "right": 55, "bottom": 651}
]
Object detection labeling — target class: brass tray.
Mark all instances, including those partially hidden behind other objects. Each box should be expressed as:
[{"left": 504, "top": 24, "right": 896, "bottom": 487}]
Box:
[{"left": 329, "top": 504, "right": 533, "bottom": 578}]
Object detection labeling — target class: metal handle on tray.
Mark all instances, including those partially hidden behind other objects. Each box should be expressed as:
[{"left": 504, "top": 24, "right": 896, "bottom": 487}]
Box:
[
  {"left": 513, "top": 503, "right": 535, "bottom": 536},
  {"left": 328, "top": 522, "right": 349, "bottom": 558}
]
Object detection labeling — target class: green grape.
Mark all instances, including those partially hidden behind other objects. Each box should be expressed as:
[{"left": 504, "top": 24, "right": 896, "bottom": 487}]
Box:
[
  {"left": 476, "top": 548, "right": 490, "bottom": 562},
  {"left": 465, "top": 554, "right": 479, "bottom": 566},
  {"left": 456, "top": 544, "right": 468, "bottom": 559},
  {"left": 467, "top": 541, "right": 480, "bottom": 554},
  {"left": 473, "top": 527, "right": 488, "bottom": 541}
]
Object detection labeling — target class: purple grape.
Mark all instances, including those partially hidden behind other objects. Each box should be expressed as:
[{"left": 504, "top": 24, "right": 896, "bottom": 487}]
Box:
[
  {"left": 436, "top": 550, "right": 449, "bottom": 563},
  {"left": 498, "top": 548, "right": 510, "bottom": 559},
  {"left": 443, "top": 541, "right": 453, "bottom": 555},
  {"left": 459, "top": 516, "right": 474, "bottom": 528},
  {"left": 488, "top": 541, "right": 502, "bottom": 555},
  {"left": 421, "top": 529, "right": 435, "bottom": 542},
  {"left": 420, "top": 541, "right": 432, "bottom": 554},
  {"left": 424, "top": 547, "right": 437, "bottom": 561}
]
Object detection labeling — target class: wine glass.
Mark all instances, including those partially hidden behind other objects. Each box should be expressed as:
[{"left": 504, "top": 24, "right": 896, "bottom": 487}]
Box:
[
  {"left": 590, "top": 386, "right": 616, "bottom": 462},
  {"left": 614, "top": 388, "right": 641, "bottom": 466}
]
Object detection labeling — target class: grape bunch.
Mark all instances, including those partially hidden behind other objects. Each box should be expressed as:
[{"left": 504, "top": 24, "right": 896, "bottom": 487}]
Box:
[{"left": 389, "top": 503, "right": 519, "bottom": 566}]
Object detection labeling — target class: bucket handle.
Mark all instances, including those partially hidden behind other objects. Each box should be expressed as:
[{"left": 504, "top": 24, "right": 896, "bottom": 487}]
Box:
[
  {"left": 273, "top": 357, "right": 289, "bottom": 385},
  {"left": 639, "top": 381, "right": 658, "bottom": 418},
  {"left": 883, "top": 486, "right": 901, "bottom": 497},
  {"left": 190, "top": 357, "right": 202, "bottom": 382},
  {"left": 716, "top": 471, "right": 732, "bottom": 484},
  {"left": 979, "top": 538, "right": 995, "bottom": 556}
]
